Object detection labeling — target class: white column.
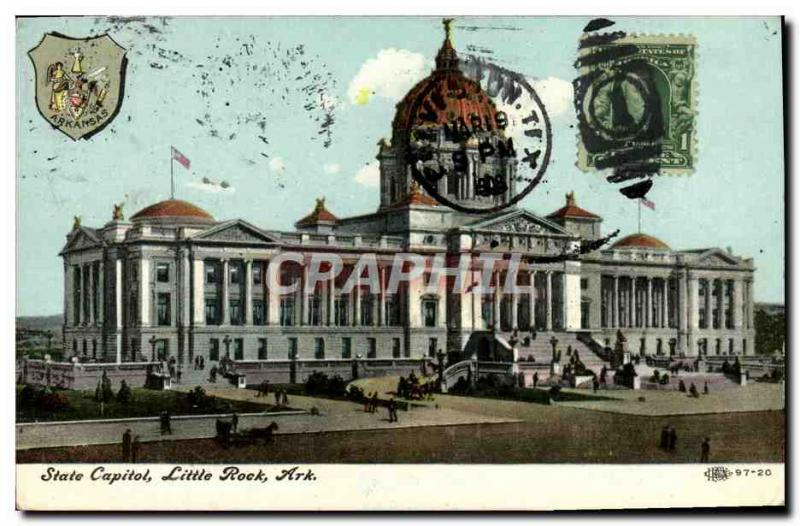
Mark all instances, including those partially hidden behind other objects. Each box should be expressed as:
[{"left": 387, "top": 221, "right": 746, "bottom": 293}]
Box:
[
  {"left": 267, "top": 258, "right": 280, "bottom": 325},
  {"left": 87, "top": 263, "right": 95, "bottom": 325},
  {"left": 353, "top": 283, "right": 361, "bottom": 326},
  {"left": 192, "top": 258, "right": 205, "bottom": 325},
  {"left": 379, "top": 266, "right": 387, "bottom": 326},
  {"left": 733, "top": 279, "right": 743, "bottom": 329},
  {"left": 612, "top": 276, "right": 619, "bottom": 328},
  {"left": 646, "top": 277, "right": 653, "bottom": 328},
  {"left": 221, "top": 259, "right": 230, "bottom": 325},
  {"left": 630, "top": 276, "right": 637, "bottom": 328},
  {"left": 140, "top": 259, "right": 150, "bottom": 327},
  {"left": 545, "top": 271, "right": 553, "bottom": 331},
  {"left": 300, "top": 264, "right": 309, "bottom": 325},
  {"left": 704, "top": 279, "right": 711, "bottom": 330},
  {"left": 327, "top": 273, "right": 336, "bottom": 326},
  {"left": 662, "top": 278, "right": 669, "bottom": 328},
  {"left": 688, "top": 275, "right": 699, "bottom": 329},
  {"left": 97, "top": 261, "right": 104, "bottom": 326},
  {"left": 115, "top": 258, "right": 123, "bottom": 363},
  {"left": 245, "top": 260, "right": 253, "bottom": 325},
  {"left": 528, "top": 270, "right": 537, "bottom": 330},
  {"left": 493, "top": 271, "right": 501, "bottom": 329},
  {"left": 564, "top": 265, "right": 582, "bottom": 330}
]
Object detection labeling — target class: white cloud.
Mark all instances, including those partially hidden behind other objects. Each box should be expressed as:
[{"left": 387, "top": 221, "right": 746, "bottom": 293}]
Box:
[
  {"left": 354, "top": 161, "right": 380, "bottom": 188},
  {"left": 269, "top": 157, "right": 286, "bottom": 172},
  {"left": 187, "top": 180, "right": 235, "bottom": 194},
  {"left": 348, "top": 49, "right": 429, "bottom": 105},
  {"left": 531, "top": 76, "right": 574, "bottom": 117},
  {"left": 323, "top": 162, "right": 341, "bottom": 174}
]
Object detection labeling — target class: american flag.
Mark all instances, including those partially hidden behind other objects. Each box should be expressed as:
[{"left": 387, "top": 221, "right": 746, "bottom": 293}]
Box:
[
  {"left": 640, "top": 197, "right": 655, "bottom": 210},
  {"left": 171, "top": 146, "right": 191, "bottom": 169}
]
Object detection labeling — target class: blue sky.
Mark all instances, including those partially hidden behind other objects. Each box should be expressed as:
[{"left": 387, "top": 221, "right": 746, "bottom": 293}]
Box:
[{"left": 16, "top": 16, "right": 784, "bottom": 316}]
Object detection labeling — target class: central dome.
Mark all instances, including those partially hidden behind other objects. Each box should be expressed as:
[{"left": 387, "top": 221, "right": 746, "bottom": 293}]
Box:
[
  {"left": 612, "top": 233, "right": 671, "bottom": 251},
  {"left": 391, "top": 20, "right": 500, "bottom": 143},
  {"left": 131, "top": 199, "right": 215, "bottom": 224}
]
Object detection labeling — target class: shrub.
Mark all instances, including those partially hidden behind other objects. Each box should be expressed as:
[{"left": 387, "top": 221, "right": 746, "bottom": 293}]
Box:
[
  {"left": 37, "top": 391, "right": 70, "bottom": 412},
  {"left": 659, "top": 373, "right": 670, "bottom": 385},
  {"left": 116, "top": 380, "right": 132, "bottom": 403},
  {"left": 187, "top": 386, "right": 210, "bottom": 407},
  {"left": 650, "top": 369, "right": 661, "bottom": 383},
  {"left": 347, "top": 384, "right": 365, "bottom": 402},
  {"left": 19, "top": 384, "right": 40, "bottom": 409},
  {"left": 548, "top": 385, "right": 562, "bottom": 400},
  {"left": 305, "top": 371, "right": 329, "bottom": 396},
  {"left": 327, "top": 375, "right": 347, "bottom": 398}
]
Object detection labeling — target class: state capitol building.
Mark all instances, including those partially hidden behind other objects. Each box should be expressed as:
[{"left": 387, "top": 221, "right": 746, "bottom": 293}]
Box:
[{"left": 59, "top": 26, "right": 756, "bottom": 383}]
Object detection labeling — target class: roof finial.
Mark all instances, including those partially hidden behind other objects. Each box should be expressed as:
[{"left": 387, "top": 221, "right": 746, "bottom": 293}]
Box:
[
  {"left": 443, "top": 18, "right": 454, "bottom": 41},
  {"left": 314, "top": 197, "right": 326, "bottom": 212},
  {"left": 566, "top": 191, "right": 576, "bottom": 207}
]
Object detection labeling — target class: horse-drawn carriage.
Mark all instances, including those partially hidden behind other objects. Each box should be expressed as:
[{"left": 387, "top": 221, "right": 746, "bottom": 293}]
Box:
[{"left": 215, "top": 419, "right": 279, "bottom": 448}]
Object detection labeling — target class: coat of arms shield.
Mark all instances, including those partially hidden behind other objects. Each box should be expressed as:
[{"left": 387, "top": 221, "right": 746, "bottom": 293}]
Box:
[{"left": 28, "top": 32, "right": 127, "bottom": 140}]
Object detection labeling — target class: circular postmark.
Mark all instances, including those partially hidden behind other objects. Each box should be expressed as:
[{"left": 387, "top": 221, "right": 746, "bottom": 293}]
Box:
[{"left": 401, "top": 58, "right": 552, "bottom": 215}]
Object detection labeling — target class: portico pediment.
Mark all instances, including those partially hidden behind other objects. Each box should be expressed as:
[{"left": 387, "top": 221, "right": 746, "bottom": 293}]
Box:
[
  {"left": 690, "top": 248, "right": 744, "bottom": 267},
  {"left": 463, "top": 209, "right": 571, "bottom": 236},
  {"left": 191, "top": 220, "right": 279, "bottom": 245},
  {"left": 60, "top": 227, "right": 103, "bottom": 254}
]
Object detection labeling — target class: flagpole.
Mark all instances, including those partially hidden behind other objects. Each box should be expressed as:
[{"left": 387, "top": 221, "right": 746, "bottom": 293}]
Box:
[
  {"left": 170, "top": 146, "right": 175, "bottom": 200},
  {"left": 637, "top": 199, "right": 642, "bottom": 233}
]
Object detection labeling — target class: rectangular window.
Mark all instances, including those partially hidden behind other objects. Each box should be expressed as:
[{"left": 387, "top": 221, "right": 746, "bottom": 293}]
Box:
[
  {"left": 580, "top": 278, "right": 589, "bottom": 290},
  {"left": 205, "top": 298, "right": 219, "bottom": 325},
  {"left": 253, "top": 263, "right": 263, "bottom": 285},
  {"left": 309, "top": 295, "right": 322, "bottom": 326},
  {"left": 288, "top": 338, "right": 298, "bottom": 360},
  {"left": 385, "top": 294, "right": 401, "bottom": 326},
  {"left": 361, "top": 295, "right": 374, "bottom": 326},
  {"left": 205, "top": 262, "right": 218, "bottom": 284},
  {"left": 280, "top": 297, "right": 295, "bottom": 326},
  {"left": 314, "top": 338, "right": 325, "bottom": 359},
  {"left": 92, "top": 339, "right": 97, "bottom": 360},
  {"left": 157, "top": 293, "right": 171, "bottom": 326},
  {"left": 230, "top": 299, "right": 243, "bottom": 325},
  {"left": 341, "top": 337, "right": 352, "bottom": 359},
  {"left": 258, "top": 338, "right": 267, "bottom": 360},
  {"left": 392, "top": 338, "right": 401, "bottom": 358},
  {"left": 230, "top": 262, "right": 242, "bottom": 285},
  {"left": 156, "top": 262, "right": 170, "bottom": 283},
  {"left": 428, "top": 338, "right": 438, "bottom": 358},
  {"left": 335, "top": 294, "right": 349, "bottom": 326},
  {"left": 234, "top": 338, "right": 244, "bottom": 360},
  {"left": 209, "top": 338, "right": 220, "bottom": 361},
  {"left": 367, "top": 338, "right": 377, "bottom": 359},
  {"left": 252, "top": 299, "right": 266, "bottom": 325},
  {"left": 422, "top": 299, "right": 437, "bottom": 327}
]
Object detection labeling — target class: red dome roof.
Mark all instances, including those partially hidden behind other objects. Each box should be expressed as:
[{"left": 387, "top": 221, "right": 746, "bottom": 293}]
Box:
[
  {"left": 131, "top": 199, "right": 214, "bottom": 222},
  {"left": 392, "top": 21, "right": 499, "bottom": 140},
  {"left": 547, "top": 192, "right": 600, "bottom": 220},
  {"left": 296, "top": 198, "right": 340, "bottom": 228},
  {"left": 612, "top": 233, "right": 671, "bottom": 251}
]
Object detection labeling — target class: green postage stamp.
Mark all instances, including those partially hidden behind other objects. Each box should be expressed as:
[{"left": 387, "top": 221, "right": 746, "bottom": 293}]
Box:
[{"left": 575, "top": 34, "right": 698, "bottom": 175}]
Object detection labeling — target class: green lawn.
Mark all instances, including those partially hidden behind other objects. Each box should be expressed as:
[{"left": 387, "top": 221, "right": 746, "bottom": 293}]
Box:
[{"left": 16, "top": 386, "right": 275, "bottom": 423}]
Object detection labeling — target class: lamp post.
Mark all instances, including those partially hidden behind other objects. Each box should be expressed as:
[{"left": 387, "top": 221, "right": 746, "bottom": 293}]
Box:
[
  {"left": 148, "top": 335, "right": 158, "bottom": 362},
  {"left": 223, "top": 335, "right": 232, "bottom": 359}
]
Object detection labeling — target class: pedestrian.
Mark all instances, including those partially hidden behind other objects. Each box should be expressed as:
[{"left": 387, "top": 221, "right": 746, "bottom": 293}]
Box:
[
  {"left": 275, "top": 389, "right": 281, "bottom": 407},
  {"left": 388, "top": 398, "right": 397, "bottom": 423},
  {"left": 282, "top": 389, "right": 289, "bottom": 406},
  {"left": 700, "top": 437, "right": 711, "bottom": 462},
  {"left": 231, "top": 412, "right": 239, "bottom": 434},
  {"left": 689, "top": 382, "right": 699, "bottom": 398},
  {"left": 122, "top": 429, "right": 132, "bottom": 462},
  {"left": 160, "top": 410, "right": 172, "bottom": 435},
  {"left": 177, "top": 365, "right": 182, "bottom": 384},
  {"left": 533, "top": 372, "right": 539, "bottom": 389},
  {"left": 703, "top": 381, "right": 709, "bottom": 395},
  {"left": 668, "top": 426, "right": 677, "bottom": 452},
  {"left": 659, "top": 425, "right": 669, "bottom": 450},
  {"left": 364, "top": 392, "right": 371, "bottom": 412},
  {"left": 592, "top": 376, "right": 599, "bottom": 393},
  {"left": 371, "top": 391, "right": 379, "bottom": 413},
  {"left": 132, "top": 436, "right": 140, "bottom": 463}
]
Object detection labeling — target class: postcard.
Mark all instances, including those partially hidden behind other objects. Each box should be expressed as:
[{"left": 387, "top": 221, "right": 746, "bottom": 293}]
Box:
[{"left": 15, "top": 15, "right": 785, "bottom": 511}]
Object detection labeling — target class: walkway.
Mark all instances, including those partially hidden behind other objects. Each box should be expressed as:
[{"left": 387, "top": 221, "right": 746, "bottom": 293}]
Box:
[{"left": 16, "top": 388, "right": 518, "bottom": 450}]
